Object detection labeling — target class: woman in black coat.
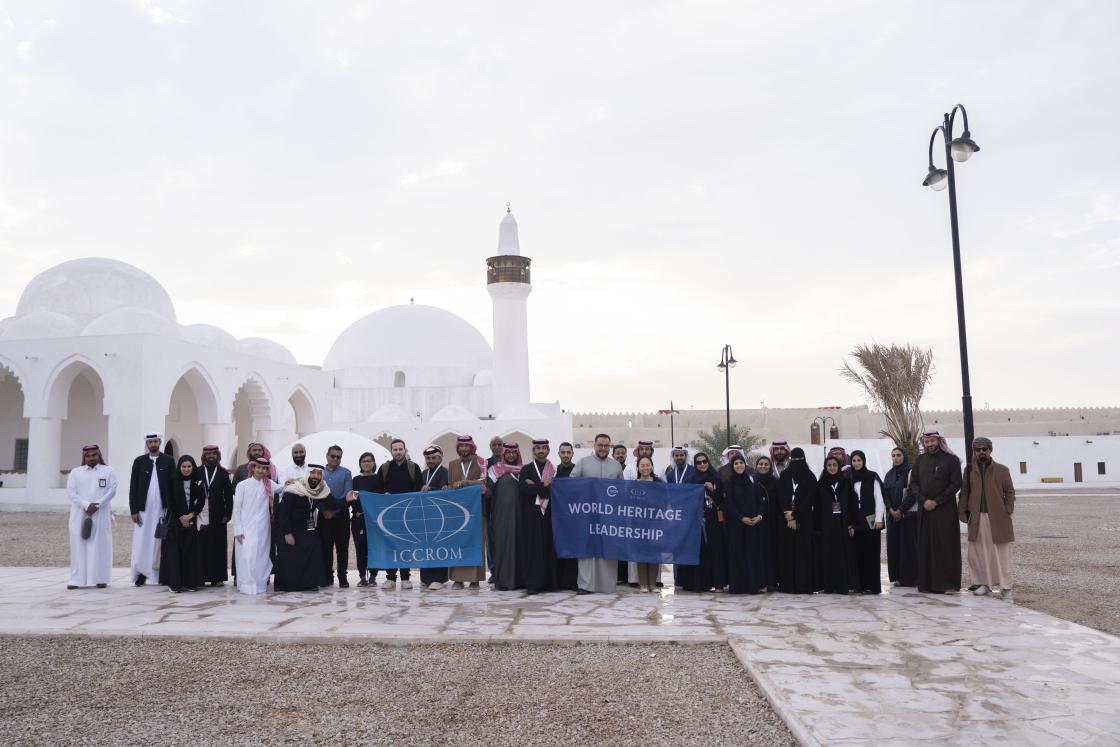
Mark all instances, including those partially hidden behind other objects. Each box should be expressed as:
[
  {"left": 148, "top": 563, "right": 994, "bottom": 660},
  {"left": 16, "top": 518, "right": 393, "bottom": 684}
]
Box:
[
  {"left": 883, "top": 446, "right": 918, "bottom": 587},
  {"left": 777, "top": 448, "right": 817, "bottom": 593},
  {"left": 753, "top": 456, "right": 780, "bottom": 590},
  {"left": 678, "top": 453, "right": 728, "bottom": 593},
  {"left": 815, "top": 455, "right": 859, "bottom": 594},
  {"left": 722, "top": 454, "right": 768, "bottom": 594},
  {"left": 161, "top": 455, "right": 206, "bottom": 593}
]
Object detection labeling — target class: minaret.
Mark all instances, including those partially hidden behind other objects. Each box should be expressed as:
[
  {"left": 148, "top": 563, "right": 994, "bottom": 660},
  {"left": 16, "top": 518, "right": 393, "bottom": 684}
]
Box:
[{"left": 486, "top": 206, "right": 540, "bottom": 419}]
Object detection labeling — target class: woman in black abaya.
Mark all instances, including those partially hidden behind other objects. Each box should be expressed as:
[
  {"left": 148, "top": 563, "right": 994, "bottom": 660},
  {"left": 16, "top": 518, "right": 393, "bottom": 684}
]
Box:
[
  {"left": 679, "top": 453, "right": 728, "bottom": 593},
  {"left": 777, "top": 448, "right": 816, "bottom": 594},
  {"left": 753, "top": 455, "right": 780, "bottom": 590},
  {"left": 849, "top": 450, "right": 885, "bottom": 594},
  {"left": 722, "top": 454, "right": 767, "bottom": 594},
  {"left": 815, "top": 456, "right": 859, "bottom": 594},
  {"left": 883, "top": 446, "right": 918, "bottom": 587},
  {"left": 161, "top": 455, "right": 206, "bottom": 593}
]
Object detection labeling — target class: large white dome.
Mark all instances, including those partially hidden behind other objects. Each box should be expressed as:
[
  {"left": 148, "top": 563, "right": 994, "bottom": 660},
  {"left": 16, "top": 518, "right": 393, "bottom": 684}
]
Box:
[
  {"left": 81, "top": 307, "right": 185, "bottom": 340},
  {"left": 16, "top": 258, "right": 176, "bottom": 329},
  {"left": 239, "top": 337, "right": 298, "bottom": 365},
  {"left": 183, "top": 324, "right": 240, "bottom": 352},
  {"left": 324, "top": 304, "right": 493, "bottom": 372}
]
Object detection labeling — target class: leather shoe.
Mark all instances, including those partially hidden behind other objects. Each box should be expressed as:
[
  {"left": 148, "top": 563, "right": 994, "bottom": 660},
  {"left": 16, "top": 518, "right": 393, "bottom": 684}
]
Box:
[{"left": 134, "top": 574, "right": 147, "bottom": 587}]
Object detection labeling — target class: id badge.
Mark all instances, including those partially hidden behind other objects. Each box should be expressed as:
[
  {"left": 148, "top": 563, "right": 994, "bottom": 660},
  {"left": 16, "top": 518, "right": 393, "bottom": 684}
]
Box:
[
  {"left": 307, "top": 507, "right": 318, "bottom": 531},
  {"left": 98, "top": 478, "right": 107, "bottom": 488},
  {"left": 199, "top": 506, "right": 210, "bottom": 528},
  {"left": 832, "top": 500, "right": 841, "bottom": 514}
]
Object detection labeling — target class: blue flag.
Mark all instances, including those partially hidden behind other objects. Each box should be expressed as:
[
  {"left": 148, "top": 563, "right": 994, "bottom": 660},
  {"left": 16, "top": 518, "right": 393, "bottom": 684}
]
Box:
[
  {"left": 358, "top": 487, "right": 483, "bottom": 569},
  {"left": 550, "top": 478, "right": 703, "bottom": 565}
]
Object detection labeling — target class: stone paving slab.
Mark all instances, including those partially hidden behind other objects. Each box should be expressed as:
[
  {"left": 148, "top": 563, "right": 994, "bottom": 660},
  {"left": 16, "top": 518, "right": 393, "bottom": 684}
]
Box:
[{"left": 2, "top": 566, "right": 1119, "bottom": 745}]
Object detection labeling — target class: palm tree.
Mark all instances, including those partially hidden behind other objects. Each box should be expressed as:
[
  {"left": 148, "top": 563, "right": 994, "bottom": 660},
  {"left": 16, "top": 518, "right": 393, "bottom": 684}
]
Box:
[
  {"left": 694, "top": 425, "right": 765, "bottom": 468},
  {"left": 839, "top": 343, "right": 934, "bottom": 462}
]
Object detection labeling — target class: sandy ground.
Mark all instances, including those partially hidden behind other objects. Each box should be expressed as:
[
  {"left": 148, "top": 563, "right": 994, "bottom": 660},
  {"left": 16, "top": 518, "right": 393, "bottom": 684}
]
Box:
[
  {"left": 0, "top": 638, "right": 794, "bottom": 747},
  {"left": 3, "top": 487, "right": 1118, "bottom": 637}
]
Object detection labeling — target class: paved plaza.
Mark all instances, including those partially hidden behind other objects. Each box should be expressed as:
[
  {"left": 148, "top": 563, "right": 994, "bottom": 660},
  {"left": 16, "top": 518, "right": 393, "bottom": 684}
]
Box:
[{"left": 2, "top": 566, "right": 1118, "bottom": 745}]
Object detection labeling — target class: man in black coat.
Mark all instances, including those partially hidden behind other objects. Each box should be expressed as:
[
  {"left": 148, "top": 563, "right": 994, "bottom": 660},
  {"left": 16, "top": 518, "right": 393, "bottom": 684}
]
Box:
[
  {"left": 128, "top": 432, "right": 174, "bottom": 587},
  {"left": 198, "top": 445, "right": 234, "bottom": 586},
  {"left": 376, "top": 439, "right": 424, "bottom": 589}
]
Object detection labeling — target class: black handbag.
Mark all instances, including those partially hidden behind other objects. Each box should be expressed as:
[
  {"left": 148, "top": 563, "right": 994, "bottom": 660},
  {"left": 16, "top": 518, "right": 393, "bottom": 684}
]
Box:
[
  {"left": 81, "top": 516, "right": 93, "bottom": 540},
  {"left": 154, "top": 517, "right": 170, "bottom": 540}
]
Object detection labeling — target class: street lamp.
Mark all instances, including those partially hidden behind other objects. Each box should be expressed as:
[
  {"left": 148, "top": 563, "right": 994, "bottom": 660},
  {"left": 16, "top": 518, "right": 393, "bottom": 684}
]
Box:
[
  {"left": 717, "top": 345, "right": 736, "bottom": 450},
  {"left": 923, "top": 103, "right": 979, "bottom": 467},
  {"left": 814, "top": 415, "right": 835, "bottom": 459}
]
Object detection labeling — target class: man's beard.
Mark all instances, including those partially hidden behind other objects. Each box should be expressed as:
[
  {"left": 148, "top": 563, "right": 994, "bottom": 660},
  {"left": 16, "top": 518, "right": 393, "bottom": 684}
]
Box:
[
  {"left": 293, "top": 456, "right": 305, "bottom": 466},
  {"left": 308, "top": 478, "right": 321, "bottom": 489}
]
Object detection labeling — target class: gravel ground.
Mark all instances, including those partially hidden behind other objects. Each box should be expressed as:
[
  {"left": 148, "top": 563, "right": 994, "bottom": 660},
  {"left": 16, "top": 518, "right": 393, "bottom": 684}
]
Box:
[{"left": 0, "top": 638, "right": 794, "bottom": 747}]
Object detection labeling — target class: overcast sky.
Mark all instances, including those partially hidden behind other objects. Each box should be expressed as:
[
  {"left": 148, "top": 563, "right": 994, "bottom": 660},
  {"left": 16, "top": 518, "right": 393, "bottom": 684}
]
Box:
[{"left": 2, "top": 1, "right": 1117, "bottom": 414}]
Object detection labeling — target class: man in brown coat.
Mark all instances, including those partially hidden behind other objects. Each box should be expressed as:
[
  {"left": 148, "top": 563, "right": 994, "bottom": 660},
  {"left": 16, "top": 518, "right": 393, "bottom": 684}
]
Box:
[{"left": 957, "top": 436, "right": 1015, "bottom": 603}]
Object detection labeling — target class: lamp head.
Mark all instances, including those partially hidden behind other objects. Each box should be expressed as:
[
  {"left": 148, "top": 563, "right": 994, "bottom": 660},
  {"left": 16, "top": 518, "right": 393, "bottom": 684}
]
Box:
[
  {"left": 949, "top": 131, "right": 980, "bottom": 162},
  {"left": 716, "top": 362, "right": 727, "bottom": 373},
  {"left": 922, "top": 165, "right": 948, "bottom": 191},
  {"left": 727, "top": 357, "right": 737, "bottom": 368}
]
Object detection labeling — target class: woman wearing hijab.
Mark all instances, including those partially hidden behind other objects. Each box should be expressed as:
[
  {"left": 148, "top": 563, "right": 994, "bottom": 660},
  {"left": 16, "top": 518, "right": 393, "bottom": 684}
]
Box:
[
  {"left": 722, "top": 454, "right": 768, "bottom": 594},
  {"left": 753, "top": 455, "right": 780, "bottom": 590},
  {"left": 351, "top": 452, "right": 381, "bottom": 587},
  {"left": 161, "top": 455, "right": 206, "bottom": 593},
  {"left": 849, "top": 450, "right": 886, "bottom": 594},
  {"left": 631, "top": 455, "right": 664, "bottom": 592},
  {"left": 815, "top": 455, "right": 859, "bottom": 594},
  {"left": 777, "top": 448, "right": 816, "bottom": 593},
  {"left": 883, "top": 446, "right": 918, "bottom": 587},
  {"left": 680, "top": 453, "right": 728, "bottom": 593}
]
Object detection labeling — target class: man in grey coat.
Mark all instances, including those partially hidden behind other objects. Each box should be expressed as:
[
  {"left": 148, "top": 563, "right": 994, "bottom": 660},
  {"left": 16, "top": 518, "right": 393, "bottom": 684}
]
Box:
[{"left": 569, "top": 433, "right": 624, "bottom": 594}]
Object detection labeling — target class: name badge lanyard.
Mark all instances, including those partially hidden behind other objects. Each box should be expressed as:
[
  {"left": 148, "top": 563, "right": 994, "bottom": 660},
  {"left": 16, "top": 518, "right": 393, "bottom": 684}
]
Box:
[
  {"left": 532, "top": 461, "right": 549, "bottom": 513},
  {"left": 425, "top": 467, "right": 441, "bottom": 488},
  {"left": 307, "top": 495, "right": 318, "bottom": 530}
]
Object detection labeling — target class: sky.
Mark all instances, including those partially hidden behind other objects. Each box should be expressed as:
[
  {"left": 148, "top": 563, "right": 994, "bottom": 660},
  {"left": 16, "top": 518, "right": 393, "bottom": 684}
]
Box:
[{"left": 1, "top": 1, "right": 1118, "bottom": 414}]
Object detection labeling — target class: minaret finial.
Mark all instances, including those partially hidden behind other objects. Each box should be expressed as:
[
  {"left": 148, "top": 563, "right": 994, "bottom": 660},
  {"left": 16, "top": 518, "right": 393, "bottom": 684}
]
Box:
[
  {"left": 410, "top": 296, "right": 414, "bottom": 304},
  {"left": 506, "top": 202, "right": 511, "bottom": 213}
]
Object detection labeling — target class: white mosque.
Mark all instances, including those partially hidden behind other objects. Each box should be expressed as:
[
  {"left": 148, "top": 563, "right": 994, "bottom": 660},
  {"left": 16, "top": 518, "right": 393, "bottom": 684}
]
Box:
[{"left": 0, "top": 211, "right": 571, "bottom": 504}]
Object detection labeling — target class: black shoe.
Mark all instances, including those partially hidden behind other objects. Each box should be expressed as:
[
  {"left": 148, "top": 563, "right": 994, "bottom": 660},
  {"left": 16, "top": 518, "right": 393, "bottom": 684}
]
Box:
[
  {"left": 339, "top": 579, "right": 350, "bottom": 588},
  {"left": 134, "top": 574, "right": 147, "bottom": 587},
  {"left": 576, "top": 589, "right": 591, "bottom": 595},
  {"left": 186, "top": 586, "right": 198, "bottom": 592},
  {"left": 526, "top": 589, "right": 539, "bottom": 595},
  {"left": 627, "top": 582, "right": 639, "bottom": 588},
  {"left": 967, "top": 584, "right": 979, "bottom": 591}
]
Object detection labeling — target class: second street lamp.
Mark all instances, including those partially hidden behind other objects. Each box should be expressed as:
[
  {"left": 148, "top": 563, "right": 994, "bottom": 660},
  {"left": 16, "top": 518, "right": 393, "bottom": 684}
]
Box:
[
  {"left": 717, "top": 345, "right": 736, "bottom": 451},
  {"left": 923, "top": 103, "right": 980, "bottom": 467}
]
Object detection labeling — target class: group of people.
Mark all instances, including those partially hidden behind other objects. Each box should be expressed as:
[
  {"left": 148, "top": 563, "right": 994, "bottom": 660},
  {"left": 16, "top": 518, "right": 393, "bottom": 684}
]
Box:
[{"left": 64, "top": 429, "right": 1016, "bottom": 603}]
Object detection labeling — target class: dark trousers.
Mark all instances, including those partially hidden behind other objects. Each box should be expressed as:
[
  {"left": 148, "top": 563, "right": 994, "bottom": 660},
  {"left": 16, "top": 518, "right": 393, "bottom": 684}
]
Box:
[
  {"left": 381, "top": 568, "right": 411, "bottom": 581},
  {"left": 351, "top": 515, "right": 368, "bottom": 578},
  {"left": 853, "top": 529, "right": 882, "bottom": 594},
  {"left": 317, "top": 513, "right": 350, "bottom": 582},
  {"left": 420, "top": 567, "right": 449, "bottom": 584}
]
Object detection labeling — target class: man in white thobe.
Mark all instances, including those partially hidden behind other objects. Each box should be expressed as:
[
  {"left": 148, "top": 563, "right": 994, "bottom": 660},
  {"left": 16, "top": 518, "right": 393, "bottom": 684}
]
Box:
[
  {"left": 275, "top": 442, "right": 309, "bottom": 499},
  {"left": 233, "top": 458, "right": 275, "bottom": 594},
  {"left": 129, "top": 432, "right": 174, "bottom": 586},
  {"left": 66, "top": 445, "right": 117, "bottom": 589},
  {"left": 570, "top": 433, "right": 624, "bottom": 594}
]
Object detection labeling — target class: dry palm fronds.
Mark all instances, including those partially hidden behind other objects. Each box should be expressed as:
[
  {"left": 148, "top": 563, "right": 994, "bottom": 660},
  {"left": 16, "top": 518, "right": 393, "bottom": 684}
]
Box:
[{"left": 839, "top": 343, "right": 934, "bottom": 462}]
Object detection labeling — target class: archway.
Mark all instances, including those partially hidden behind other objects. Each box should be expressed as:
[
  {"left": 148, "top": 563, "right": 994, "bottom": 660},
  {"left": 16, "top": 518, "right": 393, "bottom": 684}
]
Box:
[
  {"left": 0, "top": 364, "right": 28, "bottom": 472},
  {"left": 430, "top": 430, "right": 464, "bottom": 459},
  {"left": 373, "top": 432, "right": 399, "bottom": 452},
  {"left": 58, "top": 367, "right": 108, "bottom": 475},
  {"left": 499, "top": 430, "right": 534, "bottom": 461},
  {"left": 288, "top": 386, "right": 319, "bottom": 437},
  {"left": 230, "top": 375, "right": 276, "bottom": 471}
]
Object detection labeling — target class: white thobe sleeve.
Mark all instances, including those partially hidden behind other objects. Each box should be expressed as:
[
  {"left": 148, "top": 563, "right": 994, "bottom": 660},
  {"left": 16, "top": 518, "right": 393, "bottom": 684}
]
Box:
[
  {"left": 874, "top": 481, "right": 885, "bottom": 524},
  {"left": 66, "top": 470, "right": 90, "bottom": 511},
  {"left": 102, "top": 468, "right": 118, "bottom": 508},
  {"left": 232, "top": 482, "right": 245, "bottom": 536}
]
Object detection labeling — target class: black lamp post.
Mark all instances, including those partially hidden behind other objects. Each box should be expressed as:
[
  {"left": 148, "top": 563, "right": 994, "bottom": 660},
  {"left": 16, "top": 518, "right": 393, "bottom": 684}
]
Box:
[
  {"left": 716, "top": 345, "right": 736, "bottom": 450},
  {"left": 814, "top": 415, "right": 835, "bottom": 459},
  {"left": 923, "top": 104, "right": 980, "bottom": 467}
]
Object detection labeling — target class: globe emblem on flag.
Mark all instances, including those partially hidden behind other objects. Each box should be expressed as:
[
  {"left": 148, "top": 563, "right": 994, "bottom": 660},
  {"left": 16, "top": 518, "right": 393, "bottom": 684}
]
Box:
[{"left": 376, "top": 494, "right": 472, "bottom": 544}]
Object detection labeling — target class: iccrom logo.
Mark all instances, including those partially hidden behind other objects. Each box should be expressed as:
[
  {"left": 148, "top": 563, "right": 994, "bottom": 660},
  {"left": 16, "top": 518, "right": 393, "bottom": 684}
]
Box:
[
  {"left": 606, "top": 485, "right": 619, "bottom": 497},
  {"left": 376, "top": 495, "right": 471, "bottom": 545}
]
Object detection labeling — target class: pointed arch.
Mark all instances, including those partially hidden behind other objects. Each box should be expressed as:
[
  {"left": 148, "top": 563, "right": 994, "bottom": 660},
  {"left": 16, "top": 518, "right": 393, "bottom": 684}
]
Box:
[
  {"left": 43, "top": 355, "right": 109, "bottom": 419},
  {"left": 286, "top": 384, "right": 319, "bottom": 436},
  {"left": 233, "top": 372, "right": 276, "bottom": 429},
  {"left": 429, "top": 429, "right": 464, "bottom": 458},
  {"left": 499, "top": 429, "right": 535, "bottom": 460},
  {"left": 167, "top": 362, "right": 222, "bottom": 424},
  {"left": 0, "top": 357, "right": 29, "bottom": 472}
]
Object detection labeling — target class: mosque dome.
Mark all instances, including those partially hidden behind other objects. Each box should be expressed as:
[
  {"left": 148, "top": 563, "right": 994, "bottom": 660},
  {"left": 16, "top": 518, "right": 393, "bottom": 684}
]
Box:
[
  {"left": 81, "top": 307, "right": 185, "bottom": 340},
  {"left": 430, "top": 404, "right": 479, "bottom": 421},
  {"left": 472, "top": 369, "right": 494, "bottom": 387},
  {"left": 275, "top": 431, "right": 392, "bottom": 476},
  {"left": 183, "top": 324, "right": 240, "bottom": 352},
  {"left": 239, "top": 337, "right": 298, "bottom": 365},
  {"left": 366, "top": 404, "right": 418, "bottom": 423},
  {"left": 323, "top": 304, "right": 493, "bottom": 373},
  {"left": 0, "top": 311, "right": 83, "bottom": 341},
  {"left": 16, "top": 258, "right": 176, "bottom": 329}
]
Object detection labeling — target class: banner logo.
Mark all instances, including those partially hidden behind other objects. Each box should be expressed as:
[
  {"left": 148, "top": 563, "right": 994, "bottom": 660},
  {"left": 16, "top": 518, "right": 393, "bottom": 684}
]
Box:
[
  {"left": 376, "top": 494, "right": 471, "bottom": 544},
  {"left": 360, "top": 487, "right": 483, "bottom": 569}
]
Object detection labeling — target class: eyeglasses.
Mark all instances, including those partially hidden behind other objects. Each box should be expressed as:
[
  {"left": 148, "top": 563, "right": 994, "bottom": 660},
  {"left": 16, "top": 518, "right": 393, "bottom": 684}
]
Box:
[
  {"left": 973, "top": 446, "right": 991, "bottom": 453},
  {"left": 695, "top": 459, "right": 709, "bottom": 465}
]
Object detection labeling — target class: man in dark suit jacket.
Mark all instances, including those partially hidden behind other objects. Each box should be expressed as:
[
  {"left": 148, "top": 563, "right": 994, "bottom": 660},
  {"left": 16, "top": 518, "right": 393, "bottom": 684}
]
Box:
[{"left": 128, "top": 432, "right": 175, "bottom": 586}]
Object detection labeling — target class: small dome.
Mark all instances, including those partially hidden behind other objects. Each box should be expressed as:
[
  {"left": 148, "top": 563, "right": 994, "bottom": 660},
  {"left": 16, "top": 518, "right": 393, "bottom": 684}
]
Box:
[
  {"left": 472, "top": 369, "right": 494, "bottom": 387},
  {"left": 430, "top": 404, "right": 479, "bottom": 421},
  {"left": 367, "top": 404, "right": 418, "bottom": 423},
  {"left": 183, "top": 324, "right": 240, "bottom": 352},
  {"left": 239, "top": 337, "right": 297, "bottom": 365},
  {"left": 274, "top": 431, "right": 392, "bottom": 476},
  {"left": 0, "top": 311, "right": 83, "bottom": 341},
  {"left": 323, "top": 304, "right": 493, "bottom": 372},
  {"left": 80, "top": 307, "right": 184, "bottom": 340},
  {"left": 16, "top": 258, "right": 176, "bottom": 328}
]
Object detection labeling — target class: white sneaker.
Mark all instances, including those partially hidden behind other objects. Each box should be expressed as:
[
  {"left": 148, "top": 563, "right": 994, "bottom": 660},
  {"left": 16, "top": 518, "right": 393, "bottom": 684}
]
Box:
[
  {"left": 1003, "top": 590, "right": 1013, "bottom": 603},
  {"left": 639, "top": 585, "right": 650, "bottom": 593},
  {"left": 401, "top": 580, "right": 413, "bottom": 590},
  {"left": 429, "top": 582, "right": 443, "bottom": 590},
  {"left": 419, "top": 582, "right": 429, "bottom": 589},
  {"left": 974, "top": 585, "right": 990, "bottom": 596},
  {"left": 380, "top": 580, "right": 395, "bottom": 590},
  {"left": 451, "top": 581, "right": 464, "bottom": 589}
]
